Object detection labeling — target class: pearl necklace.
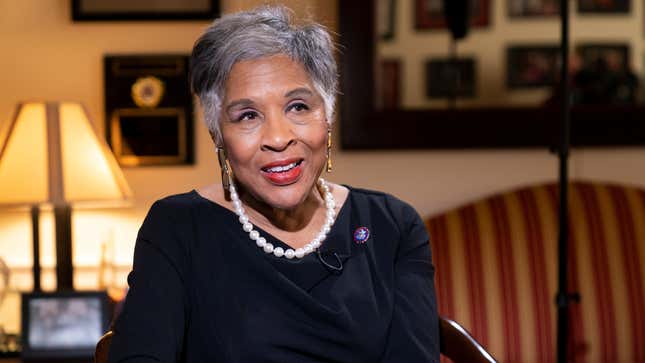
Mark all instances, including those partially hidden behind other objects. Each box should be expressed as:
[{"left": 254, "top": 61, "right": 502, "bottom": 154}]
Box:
[{"left": 229, "top": 178, "right": 336, "bottom": 259}]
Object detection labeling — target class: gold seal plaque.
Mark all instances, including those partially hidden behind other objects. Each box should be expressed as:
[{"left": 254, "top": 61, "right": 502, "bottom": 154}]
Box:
[{"left": 131, "top": 76, "right": 165, "bottom": 108}]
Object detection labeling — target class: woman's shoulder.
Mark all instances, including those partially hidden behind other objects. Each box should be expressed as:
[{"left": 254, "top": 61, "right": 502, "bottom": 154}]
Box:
[
  {"left": 146, "top": 190, "right": 204, "bottom": 217},
  {"left": 138, "top": 190, "right": 208, "bottom": 237},
  {"left": 344, "top": 184, "right": 421, "bottom": 226},
  {"left": 344, "top": 184, "right": 413, "bottom": 209}
]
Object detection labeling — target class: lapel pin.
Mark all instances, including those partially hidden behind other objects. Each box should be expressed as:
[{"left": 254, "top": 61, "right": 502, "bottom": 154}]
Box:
[{"left": 353, "top": 226, "right": 370, "bottom": 244}]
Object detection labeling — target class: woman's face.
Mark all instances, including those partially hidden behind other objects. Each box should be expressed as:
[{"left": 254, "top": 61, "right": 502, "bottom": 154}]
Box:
[{"left": 219, "top": 55, "right": 328, "bottom": 210}]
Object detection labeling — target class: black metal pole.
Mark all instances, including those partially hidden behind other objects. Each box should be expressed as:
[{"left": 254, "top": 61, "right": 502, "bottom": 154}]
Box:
[
  {"left": 556, "top": 1, "right": 572, "bottom": 362},
  {"left": 449, "top": 39, "right": 457, "bottom": 110},
  {"left": 30, "top": 205, "right": 41, "bottom": 291}
]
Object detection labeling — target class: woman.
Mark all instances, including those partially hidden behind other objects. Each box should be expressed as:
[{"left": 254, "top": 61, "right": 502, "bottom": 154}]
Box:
[{"left": 108, "top": 6, "right": 439, "bottom": 362}]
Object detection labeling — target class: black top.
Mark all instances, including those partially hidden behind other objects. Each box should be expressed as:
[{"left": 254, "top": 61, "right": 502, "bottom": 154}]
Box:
[{"left": 107, "top": 186, "right": 439, "bottom": 363}]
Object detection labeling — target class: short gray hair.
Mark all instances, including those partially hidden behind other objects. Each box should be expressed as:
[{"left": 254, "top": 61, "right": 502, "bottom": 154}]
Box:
[{"left": 190, "top": 5, "right": 338, "bottom": 143}]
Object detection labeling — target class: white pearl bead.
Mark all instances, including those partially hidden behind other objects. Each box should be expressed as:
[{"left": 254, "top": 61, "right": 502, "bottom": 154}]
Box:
[
  {"left": 326, "top": 201, "right": 335, "bottom": 209},
  {"left": 273, "top": 247, "right": 284, "bottom": 257},
  {"left": 323, "top": 225, "right": 331, "bottom": 234},
  {"left": 239, "top": 215, "right": 249, "bottom": 224},
  {"left": 233, "top": 200, "right": 242, "bottom": 210},
  {"left": 325, "top": 217, "right": 334, "bottom": 225},
  {"left": 242, "top": 222, "right": 253, "bottom": 232},
  {"left": 285, "top": 249, "right": 295, "bottom": 259},
  {"left": 304, "top": 245, "right": 313, "bottom": 254},
  {"left": 295, "top": 248, "right": 305, "bottom": 258},
  {"left": 256, "top": 237, "right": 266, "bottom": 247},
  {"left": 249, "top": 230, "right": 259, "bottom": 240},
  {"left": 312, "top": 240, "right": 321, "bottom": 249},
  {"left": 263, "top": 243, "right": 274, "bottom": 253}
]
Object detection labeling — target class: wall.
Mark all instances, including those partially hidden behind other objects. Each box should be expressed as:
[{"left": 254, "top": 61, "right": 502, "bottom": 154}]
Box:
[{"left": 1, "top": 0, "right": 644, "bottom": 333}]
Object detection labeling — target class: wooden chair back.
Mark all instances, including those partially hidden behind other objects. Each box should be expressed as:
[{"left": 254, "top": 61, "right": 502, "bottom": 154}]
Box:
[
  {"left": 439, "top": 316, "right": 497, "bottom": 362},
  {"left": 94, "top": 331, "right": 113, "bottom": 363}
]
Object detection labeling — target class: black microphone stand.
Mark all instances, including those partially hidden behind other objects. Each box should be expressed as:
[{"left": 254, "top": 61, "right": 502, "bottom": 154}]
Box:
[{"left": 556, "top": 1, "right": 573, "bottom": 362}]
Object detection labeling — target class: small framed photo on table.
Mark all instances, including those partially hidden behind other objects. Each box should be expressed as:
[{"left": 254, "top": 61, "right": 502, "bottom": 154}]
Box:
[
  {"left": 415, "top": 0, "right": 490, "bottom": 29},
  {"left": 21, "top": 291, "right": 110, "bottom": 360},
  {"left": 507, "top": 45, "right": 560, "bottom": 88}
]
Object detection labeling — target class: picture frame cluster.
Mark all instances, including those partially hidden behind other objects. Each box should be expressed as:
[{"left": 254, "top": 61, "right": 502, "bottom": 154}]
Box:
[{"left": 377, "top": 0, "right": 638, "bottom": 106}]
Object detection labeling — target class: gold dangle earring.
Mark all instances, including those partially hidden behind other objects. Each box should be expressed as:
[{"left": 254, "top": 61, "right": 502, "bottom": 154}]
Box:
[
  {"left": 216, "top": 146, "right": 231, "bottom": 191},
  {"left": 326, "top": 129, "right": 333, "bottom": 173}
]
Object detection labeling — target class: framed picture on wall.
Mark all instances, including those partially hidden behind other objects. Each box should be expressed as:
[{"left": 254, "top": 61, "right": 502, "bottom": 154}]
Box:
[
  {"left": 509, "top": 0, "right": 560, "bottom": 17},
  {"left": 507, "top": 45, "right": 560, "bottom": 88},
  {"left": 415, "top": 0, "right": 490, "bottom": 29},
  {"left": 377, "top": 0, "right": 396, "bottom": 39},
  {"left": 72, "top": 0, "right": 219, "bottom": 21},
  {"left": 574, "top": 43, "right": 637, "bottom": 103},
  {"left": 104, "top": 54, "right": 195, "bottom": 166},
  {"left": 426, "top": 58, "right": 476, "bottom": 98},
  {"left": 377, "top": 59, "right": 402, "bottom": 109},
  {"left": 577, "top": 43, "right": 630, "bottom": 70},
  {"left": 577, "top": 0, "right": 630, "bottom": 13}
]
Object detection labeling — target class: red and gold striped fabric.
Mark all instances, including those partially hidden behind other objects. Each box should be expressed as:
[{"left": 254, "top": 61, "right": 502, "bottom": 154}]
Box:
[{"left": 426, "top": 181, "right": 645, "bottom": 363}]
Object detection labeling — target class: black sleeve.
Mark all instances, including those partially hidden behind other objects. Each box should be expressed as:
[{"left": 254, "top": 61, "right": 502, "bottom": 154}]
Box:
[
  {"left": 107, "top": 200, "right": 189, "bottom": 363},
  {"left": 381, "top": 200, "right": 440, "bottom": 362}
]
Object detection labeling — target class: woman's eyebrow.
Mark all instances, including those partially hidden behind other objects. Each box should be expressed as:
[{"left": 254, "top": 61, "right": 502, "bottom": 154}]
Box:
[
  {"left": 284, "top": 87, "right": 313, "bottom": 98},
  {"left": 225, "top": 98, "right": 254, "bottom": 113}
]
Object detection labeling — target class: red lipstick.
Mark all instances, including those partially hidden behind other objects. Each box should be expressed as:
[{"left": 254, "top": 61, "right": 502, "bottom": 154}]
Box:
[{"left": 260, "top": 158, "right": 304, "bottom": 185}]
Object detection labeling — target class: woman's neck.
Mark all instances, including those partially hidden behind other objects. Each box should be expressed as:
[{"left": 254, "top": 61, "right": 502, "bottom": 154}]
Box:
[{"left": 238, "top": 185, "right": 324, "bottom": 232}]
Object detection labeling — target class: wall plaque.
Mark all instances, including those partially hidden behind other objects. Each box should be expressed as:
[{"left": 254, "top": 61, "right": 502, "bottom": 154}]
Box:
[{"left": 104, "top": 55, "right": 194, "bottom": 166}]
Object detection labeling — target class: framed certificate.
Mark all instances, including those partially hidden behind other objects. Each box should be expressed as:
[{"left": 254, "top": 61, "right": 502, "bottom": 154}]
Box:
[{"left": 104, "top": 55, "right": 195, "bottom": 166}]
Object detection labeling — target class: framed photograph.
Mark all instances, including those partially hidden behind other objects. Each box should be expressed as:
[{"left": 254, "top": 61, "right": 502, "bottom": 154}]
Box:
[
  {"left": 415, "top": 0, "right": 490, "bottom": 29},
  {"left": 426, "top": 58, "right": 476, "bottom": 98},
  {"left": 577, "top": 0, "right": 630, "bottom": 13},
  {"left": 377, "top": 0, "right": 395, "bottom": 39},
  {"left": 72, "top": 0, "right": 219, "bottom": 21},
  {"left": 507, "top": 45, "right": 561, "bottom": 88},
  {"left": 577, "top": 43, "right": 630, "bottom": 71},
  {"left": 21, "top": 291, "right": 110, "bottom": 360},
  {"left": 377, "top": 59, "right": 401, "bottom": 109},
  {"left": 509, "top": 0, "right": 560, "bottom": 17},
  {"left": 105, "top": 54, "right": 195, "bottom": 166}
]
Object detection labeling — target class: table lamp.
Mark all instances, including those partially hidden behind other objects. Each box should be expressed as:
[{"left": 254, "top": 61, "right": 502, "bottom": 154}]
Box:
[{"left": 0, "top": 102, "right": 132, "bottom": 291}]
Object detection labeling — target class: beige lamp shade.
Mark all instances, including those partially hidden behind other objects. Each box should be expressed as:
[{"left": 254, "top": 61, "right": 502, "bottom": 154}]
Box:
[{"left": 0, "top": 102, "right": 132, "bottom": 207}]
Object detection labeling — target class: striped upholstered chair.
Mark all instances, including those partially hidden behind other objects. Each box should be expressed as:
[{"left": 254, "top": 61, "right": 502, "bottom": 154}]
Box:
[{"left": 426, "top": 181, "right": 645, "bottom": 363}]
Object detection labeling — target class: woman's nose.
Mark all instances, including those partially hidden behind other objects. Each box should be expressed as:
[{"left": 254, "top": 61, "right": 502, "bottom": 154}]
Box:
[{"left": 261, "top": 113, "right": 296, "bottom": 152}]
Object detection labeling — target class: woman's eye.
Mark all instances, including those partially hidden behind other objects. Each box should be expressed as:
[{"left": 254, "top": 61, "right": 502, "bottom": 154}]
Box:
[
  {"left": 288, "top": 103, "right": 309, "bottom": 113},
  {"left": 236, "top": 111, "right": 258, "bottom": 122}
]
